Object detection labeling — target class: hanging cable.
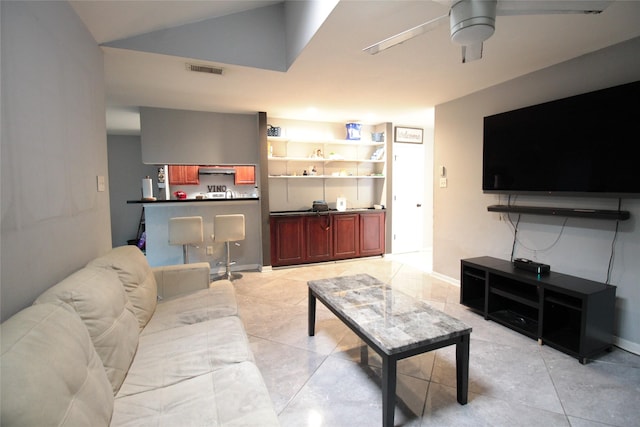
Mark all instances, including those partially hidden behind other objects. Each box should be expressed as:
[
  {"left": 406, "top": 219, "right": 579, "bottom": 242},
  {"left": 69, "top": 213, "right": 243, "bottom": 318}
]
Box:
[
  {"left": 606, "top": 199, "right": 622, "bottom": 284},
  {"left": 515, "top": 217, "right": 568, "bottom": 253},
  {"left": 504, "top": 194, "right": 567, "bottom": 259},
  {"left": 508, "top": 213, "right": 520, "bottom": 262}
]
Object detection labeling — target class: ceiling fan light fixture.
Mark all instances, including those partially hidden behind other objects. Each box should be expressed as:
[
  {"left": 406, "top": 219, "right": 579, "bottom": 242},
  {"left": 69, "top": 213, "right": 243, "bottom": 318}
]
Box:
[
  {"left": 450, "top": 0, "right": 497, "bottom": 45},
  {"left": 451, "top": 19, "right": 495, "bottom": 45}
]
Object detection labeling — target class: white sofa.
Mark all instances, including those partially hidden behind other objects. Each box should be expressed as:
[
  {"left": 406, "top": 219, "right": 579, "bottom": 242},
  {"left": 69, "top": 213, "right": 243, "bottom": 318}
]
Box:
[{"left": 0, "top": 245, "right": 280, "bottom": 426}]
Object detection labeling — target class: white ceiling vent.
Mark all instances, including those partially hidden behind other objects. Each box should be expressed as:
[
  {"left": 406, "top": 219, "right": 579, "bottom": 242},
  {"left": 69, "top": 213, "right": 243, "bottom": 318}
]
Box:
[{"left": 185, "top": 63, "right": 223, "bottom": 75}]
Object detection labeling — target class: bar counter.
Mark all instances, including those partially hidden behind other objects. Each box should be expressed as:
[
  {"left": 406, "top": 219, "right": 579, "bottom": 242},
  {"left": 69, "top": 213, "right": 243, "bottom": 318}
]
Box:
[
  {"left": 127, "top": 197, "right": 259, "bottom": 204},
  {"left": 135, "top": 199, "right": 261, "bottom": 270}
]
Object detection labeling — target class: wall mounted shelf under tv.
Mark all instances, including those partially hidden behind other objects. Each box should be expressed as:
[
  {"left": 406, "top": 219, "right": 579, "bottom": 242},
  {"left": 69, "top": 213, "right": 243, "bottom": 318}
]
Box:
[{"left": 487, "top": 205, "right": 630, "bottom": 221}]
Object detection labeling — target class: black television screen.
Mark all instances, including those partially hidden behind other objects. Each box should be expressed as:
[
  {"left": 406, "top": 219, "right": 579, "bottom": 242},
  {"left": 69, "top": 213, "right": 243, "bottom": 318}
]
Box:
[{"left": 482, "top": 80, "right": 640, "bottom": 197}]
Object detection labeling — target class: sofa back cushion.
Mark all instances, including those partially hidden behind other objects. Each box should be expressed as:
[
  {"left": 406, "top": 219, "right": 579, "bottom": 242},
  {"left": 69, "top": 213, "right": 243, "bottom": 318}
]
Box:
[
  {"left": 88, "top": 245, "right": 157, "bottom": 330},
  {"left": 35, "top": 267, "right": 140, "bottom": 394},
  {"left": 0, "top": 303, "right": 114, "bottom": 426}
]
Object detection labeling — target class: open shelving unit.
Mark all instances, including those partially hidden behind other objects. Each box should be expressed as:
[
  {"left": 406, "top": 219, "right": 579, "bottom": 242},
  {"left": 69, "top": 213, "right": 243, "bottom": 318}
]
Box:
[
  {"left": 267, "top": 137, "right": 385, "bottom": 179},
  {"left": 460, "top": 256, "right": 616, "bottom": 364}
]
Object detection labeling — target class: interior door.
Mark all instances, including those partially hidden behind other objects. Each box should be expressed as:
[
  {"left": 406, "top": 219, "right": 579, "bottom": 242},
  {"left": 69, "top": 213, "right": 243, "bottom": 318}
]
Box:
[{"left": 392, "top": 142, "right": 424, "bottom": 253}]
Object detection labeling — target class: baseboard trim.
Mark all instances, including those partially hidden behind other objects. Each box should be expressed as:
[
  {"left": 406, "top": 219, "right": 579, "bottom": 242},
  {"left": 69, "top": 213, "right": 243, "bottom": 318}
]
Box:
[
  {"left": 431, "top": 271, "right": 460, "bottom": 287},
  {"left": 613, "top": 336, "right": 640, "bottom": 356}
]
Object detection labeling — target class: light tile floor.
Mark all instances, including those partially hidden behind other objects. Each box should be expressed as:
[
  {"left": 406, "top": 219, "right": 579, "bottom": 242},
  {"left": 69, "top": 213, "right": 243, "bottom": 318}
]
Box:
[{"left": 232, "top": 254, "right": 640, "bottom": 427}]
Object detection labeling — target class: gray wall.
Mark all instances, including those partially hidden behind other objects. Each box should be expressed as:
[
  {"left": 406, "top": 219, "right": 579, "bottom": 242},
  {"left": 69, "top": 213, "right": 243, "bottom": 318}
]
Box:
[
  {"left": 1, "top": 1, "right": 112, "bottom": 321},
  {"left": 107, "top": 135, "right": 158, "bottom": 247},
  {"left": 144, "top": 201, "right": 262, "bottom": 270},
  {"left": 433, "top": 37, "right": 640, "bottom": 352},
  {"left": 140, "top": 107, "right": 259, "bottom": 165}
]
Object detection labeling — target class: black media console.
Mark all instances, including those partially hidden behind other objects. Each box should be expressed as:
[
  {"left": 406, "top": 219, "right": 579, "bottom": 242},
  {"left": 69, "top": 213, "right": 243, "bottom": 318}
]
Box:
[{"left": 460, "top": 256, "right": 616, "bottom": 364}]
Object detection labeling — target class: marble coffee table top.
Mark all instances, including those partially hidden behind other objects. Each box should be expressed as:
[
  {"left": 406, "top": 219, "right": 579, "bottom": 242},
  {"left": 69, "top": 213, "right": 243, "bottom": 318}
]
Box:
[{"left": 308, "top": 274, "right": 471, "bottom": 355}]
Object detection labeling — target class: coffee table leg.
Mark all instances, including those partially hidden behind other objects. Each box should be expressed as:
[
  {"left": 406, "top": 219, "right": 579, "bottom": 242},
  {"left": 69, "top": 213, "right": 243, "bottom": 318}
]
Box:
[
  {"left": 382, "top": 356, "right": 396, "bottom": 427},
  {"left": 308, "top": 289, "right": 316, "bottom": 336},
  {"left": 360, "top": 341, "right": 368, "bottom": 366},
  {"left": 456, "top": 333, "right": 470, "bottom": 405}
]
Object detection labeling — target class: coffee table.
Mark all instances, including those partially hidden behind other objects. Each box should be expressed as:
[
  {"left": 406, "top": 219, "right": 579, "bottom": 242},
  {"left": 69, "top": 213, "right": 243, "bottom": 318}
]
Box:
[{"left": 308, "top": 274, "right": 471, "bottom": 427}]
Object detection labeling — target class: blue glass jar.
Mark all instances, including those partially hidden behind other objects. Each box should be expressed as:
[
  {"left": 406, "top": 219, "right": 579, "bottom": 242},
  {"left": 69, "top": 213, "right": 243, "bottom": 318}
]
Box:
[{"left": 345, "top": 123, "right": 361, "bottom": 140}]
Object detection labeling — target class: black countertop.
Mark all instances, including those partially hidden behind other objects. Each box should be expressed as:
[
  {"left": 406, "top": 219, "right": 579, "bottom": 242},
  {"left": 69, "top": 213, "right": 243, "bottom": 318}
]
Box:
[
  {"left": 127, "top": 198, "right": 259, "bottom": 204},
  {"left": 270, "top": 207, "right": 386, "bottom": 216}
]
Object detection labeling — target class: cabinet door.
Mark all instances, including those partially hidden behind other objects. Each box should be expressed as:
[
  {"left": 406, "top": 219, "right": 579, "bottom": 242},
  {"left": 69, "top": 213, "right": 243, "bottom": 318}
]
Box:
[
  {"left": 234, "top": 165, "right": 256, "bottom": 185},
  {"left": 168, "top": 165, "right": 200, "bottom": 185},
  {"left": 305, "top": 214, "right": 332, "bottom": 262},
  {"left": 333, "top": 214, "right": 359, "bottom": 259},
  {"left": 270, "top": 216, "right": 304, "bottom": 267},
  {"left": 359, "top": 212, "right": 385, "bottom": 256}
]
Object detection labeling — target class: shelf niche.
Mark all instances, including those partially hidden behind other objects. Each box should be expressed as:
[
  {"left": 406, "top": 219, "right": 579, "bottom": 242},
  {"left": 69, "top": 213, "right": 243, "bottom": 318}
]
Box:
[{"left": 487, "top": 205, "right": 630, "bottom": 221}]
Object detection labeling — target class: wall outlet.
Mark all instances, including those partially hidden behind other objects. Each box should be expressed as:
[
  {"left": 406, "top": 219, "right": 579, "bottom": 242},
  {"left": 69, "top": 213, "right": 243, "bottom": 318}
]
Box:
[
  {"left": 439, "top": 177, "right": 448, "bottom": 188},
  {"left": 206, "top": 246, "right": 213, "bottom": 255}
]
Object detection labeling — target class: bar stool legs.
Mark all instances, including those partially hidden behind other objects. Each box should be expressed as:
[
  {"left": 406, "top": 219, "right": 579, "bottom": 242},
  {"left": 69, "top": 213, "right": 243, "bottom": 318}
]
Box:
[
  {"left": 221, "top": 241, "right": 241, "bottom": 280},
  {"left": 212, "top": 214, "right": 245, "bottom": 281}
]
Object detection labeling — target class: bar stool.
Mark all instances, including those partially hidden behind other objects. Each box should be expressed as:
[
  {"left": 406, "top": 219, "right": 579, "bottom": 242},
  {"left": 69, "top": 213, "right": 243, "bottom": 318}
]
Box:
[
  {"left": 213, "top": 214, "right": 245, "bottom": 280},
  {"left": 168, "top": 216, "right": 203, "bottom": 264}
]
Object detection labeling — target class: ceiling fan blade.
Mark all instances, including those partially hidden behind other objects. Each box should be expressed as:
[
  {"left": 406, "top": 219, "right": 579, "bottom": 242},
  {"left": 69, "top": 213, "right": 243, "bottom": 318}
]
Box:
[
  {"left": 462, "top": 42, "right": 483, "bottom": 63},
  {"left": 363, "top": 13, "right": 448, "bottom": 55},
  {"left": 496, "top": 0, "right": 611, "bottom": 16}
]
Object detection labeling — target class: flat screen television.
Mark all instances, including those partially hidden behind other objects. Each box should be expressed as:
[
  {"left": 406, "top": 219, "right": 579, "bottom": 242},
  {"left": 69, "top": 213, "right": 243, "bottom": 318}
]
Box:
[{"left": 482, "top": 80, "right": 640, "bottom": 197}]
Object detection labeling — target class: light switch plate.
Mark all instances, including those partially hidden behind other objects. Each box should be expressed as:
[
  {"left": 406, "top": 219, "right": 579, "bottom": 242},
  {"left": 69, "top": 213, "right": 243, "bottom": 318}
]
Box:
[{"left": 97, "top": 175, "right": 106, "bottom": 192}]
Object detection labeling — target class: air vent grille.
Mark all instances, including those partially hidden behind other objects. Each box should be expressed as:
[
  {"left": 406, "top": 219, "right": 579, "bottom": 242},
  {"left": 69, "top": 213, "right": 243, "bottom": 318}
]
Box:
[{"left": 185, "top": 64, "right": 223, "bottom": 75}]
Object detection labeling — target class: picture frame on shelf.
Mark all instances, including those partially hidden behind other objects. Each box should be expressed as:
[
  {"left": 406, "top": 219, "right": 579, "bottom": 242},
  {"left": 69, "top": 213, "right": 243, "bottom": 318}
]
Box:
[{"left": 394, "top": 126, "right": 423, "bottom": 144}]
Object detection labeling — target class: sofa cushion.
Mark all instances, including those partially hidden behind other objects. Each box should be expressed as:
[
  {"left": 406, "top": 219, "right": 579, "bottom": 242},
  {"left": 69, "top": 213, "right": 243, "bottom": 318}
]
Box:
[
  {"left": 111, "top": 362, "right": 280, "bottom": 427},
  {"left": 34, "top": 267, "right": 139, "bottom": 394},
  {"left": 117, "top": 316, "right": 253, "bottom": 398},
  {"left": 153, "top": 262, "right": 211, "bottom": 299},
  {"left": 88, "top": 245, "right": 157, "bottom": 330},
  {"left": 0, "top": 303, "right": 114, "bottom": 426},
  {"left": 141, "top": 280, "right": 238, "bottom": 336}
]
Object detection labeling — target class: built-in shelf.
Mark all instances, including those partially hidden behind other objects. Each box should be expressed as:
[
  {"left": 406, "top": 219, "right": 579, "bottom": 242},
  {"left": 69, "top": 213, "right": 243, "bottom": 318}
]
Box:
[
  {"left": 487, "top": 205, "right": 630, "bottom": 221},
  {"left": 268, "top": 135, "right": 386, "bottom": 181}
]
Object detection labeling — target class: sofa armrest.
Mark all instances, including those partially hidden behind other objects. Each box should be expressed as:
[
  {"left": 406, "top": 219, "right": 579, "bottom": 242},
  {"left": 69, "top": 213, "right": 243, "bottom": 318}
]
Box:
[{"left": 153, "top": 262, "right": 211, "bottom": 299}]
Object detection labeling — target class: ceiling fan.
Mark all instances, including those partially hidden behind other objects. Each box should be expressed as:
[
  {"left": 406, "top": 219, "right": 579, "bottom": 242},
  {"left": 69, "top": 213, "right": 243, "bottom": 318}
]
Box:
[{"left": 363, "top": 0, "right": 611, "bottom": 63}]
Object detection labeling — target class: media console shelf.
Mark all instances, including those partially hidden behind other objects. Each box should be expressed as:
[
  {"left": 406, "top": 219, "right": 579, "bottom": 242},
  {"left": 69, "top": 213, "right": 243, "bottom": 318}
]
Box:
[
  {"left": 461, "top": 256, "right": 616, "bottom": 364},
  {"left": 487, "top": 205, "right": 630, "bottom": 221}
]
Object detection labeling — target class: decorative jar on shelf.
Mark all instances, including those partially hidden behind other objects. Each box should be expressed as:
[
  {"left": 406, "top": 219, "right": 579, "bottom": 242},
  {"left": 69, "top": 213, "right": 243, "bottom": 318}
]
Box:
[{"left": 345, "top": 123, "right": 361, "bottom": 140}]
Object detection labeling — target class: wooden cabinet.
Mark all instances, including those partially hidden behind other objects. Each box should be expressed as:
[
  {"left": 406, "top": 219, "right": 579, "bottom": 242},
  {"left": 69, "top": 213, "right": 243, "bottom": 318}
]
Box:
[
  {"left": 270, "top": 216, "right": 305, "bottom": 266},
  {"left": 359, "top": 212, "right": 385, "bottom": 257},
  {"left": 168, "top": 165, "right": 256, "bottom": 186},
  {"left": 168, "top": 165, "right": 199, "bottom": 185},
  {"left": 234, "top": 165, "right": 256, "bottom": 185},
  {"left": 305, "top": 215, "right": 332, "bottom": 262},
  {"left": 333, "top": 214, "right": 359, "bottom": 259},
  {"left": 461, "top": 256, "right": 616, "bottom": 363},
  {"left": 270, "top": 211, "right": 385, "bottom": 267}
]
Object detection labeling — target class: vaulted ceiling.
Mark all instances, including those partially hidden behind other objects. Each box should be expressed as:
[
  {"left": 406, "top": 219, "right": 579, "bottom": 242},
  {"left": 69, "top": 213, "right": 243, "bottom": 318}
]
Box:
[{"left": 69, "top": 0, "right": 640, "bottom": 134}]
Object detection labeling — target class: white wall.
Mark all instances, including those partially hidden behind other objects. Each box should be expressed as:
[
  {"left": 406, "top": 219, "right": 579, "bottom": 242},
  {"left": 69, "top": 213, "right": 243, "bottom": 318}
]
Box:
[
  {"left": 1, "top": 1, "right": 111, "bottom": 321},
  {"left": 433, "top": 37, "right": 640, "bottom": 352}
]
